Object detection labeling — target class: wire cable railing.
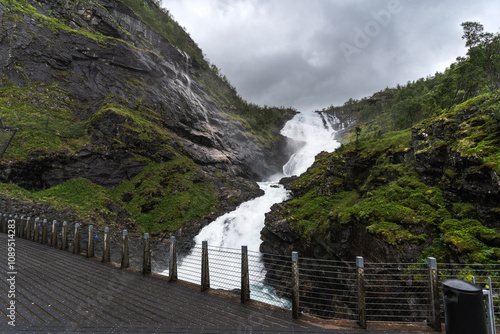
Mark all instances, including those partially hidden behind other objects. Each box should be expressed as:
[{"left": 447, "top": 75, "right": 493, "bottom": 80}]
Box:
[{"left": 1, "top": 214, "right": 499, "bottom": 330}]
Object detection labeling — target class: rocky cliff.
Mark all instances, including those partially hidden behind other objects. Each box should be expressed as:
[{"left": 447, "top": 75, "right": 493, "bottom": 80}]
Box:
[
  {"left": 261, "top": 93, "right": 500, "bottom": 265},
  {"left": 260, "top": 95, "right": 500, "bottom": 319},
  {"left": 0, "top": 0, "right": 295, "bottom": 235}
]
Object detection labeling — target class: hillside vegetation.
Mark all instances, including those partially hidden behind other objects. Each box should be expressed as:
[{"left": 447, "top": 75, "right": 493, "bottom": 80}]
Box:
[
  {"left": 0, "top": 0, "right": 295, "bottom": 234},
  {"left": 265, "top": 22, "right": 500, "bottom": 264}
]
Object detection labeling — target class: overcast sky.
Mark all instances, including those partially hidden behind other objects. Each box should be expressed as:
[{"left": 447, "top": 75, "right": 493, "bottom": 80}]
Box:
[{"left": 161, "top": 0, "right": 500, "bottom": 112}]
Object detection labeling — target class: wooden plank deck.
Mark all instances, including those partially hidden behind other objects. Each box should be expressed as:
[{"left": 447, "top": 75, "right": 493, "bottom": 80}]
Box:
[
  {"left": 0, "top": 233, "right": 447, "bottom": 333},
  {"left": 0, "top": 233, "right": 341, "bottom": 333}
]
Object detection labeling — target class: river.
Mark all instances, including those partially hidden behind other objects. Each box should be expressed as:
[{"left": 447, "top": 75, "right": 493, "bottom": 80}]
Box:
[{"left": 160, "top": 111, "right": 340, "bottom": 306}]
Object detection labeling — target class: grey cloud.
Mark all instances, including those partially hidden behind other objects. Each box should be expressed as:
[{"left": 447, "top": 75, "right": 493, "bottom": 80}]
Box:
[{"left": 163, "top": 0, "right": 500, "bottom": 110}]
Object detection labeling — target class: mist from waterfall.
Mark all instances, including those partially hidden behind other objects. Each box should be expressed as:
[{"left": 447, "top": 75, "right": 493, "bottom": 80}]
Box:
[{"left": 160, "top": 111, "right": 340, "bottom": 305}]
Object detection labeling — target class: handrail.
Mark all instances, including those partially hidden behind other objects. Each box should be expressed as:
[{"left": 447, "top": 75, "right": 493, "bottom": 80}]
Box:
[{"left": 0, "top": 213, "right": 498, "bottom": 330}]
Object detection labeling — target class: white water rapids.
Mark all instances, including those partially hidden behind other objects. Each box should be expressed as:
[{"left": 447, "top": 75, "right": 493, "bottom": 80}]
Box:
[{"left": 160, "top": 111, "right": 340, "bottom": 306}]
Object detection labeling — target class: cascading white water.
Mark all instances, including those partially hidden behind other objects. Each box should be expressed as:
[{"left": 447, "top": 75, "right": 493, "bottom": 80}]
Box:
[
  {"left": 192, "top": 182, "right": 289, "bottom": 251},
  {"left": 178, "top": 51, "right": 213, "bottom": 130},
  {"left": 281, "top": 112, "right": 340, "bottom": 178},
  {"left": 160, "top": 110, "right": 340, "bottom": 305}
]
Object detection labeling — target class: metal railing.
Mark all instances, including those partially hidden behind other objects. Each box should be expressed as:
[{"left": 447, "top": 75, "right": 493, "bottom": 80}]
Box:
[
  {"left": 364, "top": 262, "right": 429, "bottom": 322},
  {"left": 1, "top": 213, "right": 499, "bottom": 330}
]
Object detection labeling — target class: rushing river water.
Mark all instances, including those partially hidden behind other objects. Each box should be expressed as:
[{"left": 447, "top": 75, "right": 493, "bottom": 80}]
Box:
[{"left": 160, "top": 111, "right": 340, "bottom": 306}]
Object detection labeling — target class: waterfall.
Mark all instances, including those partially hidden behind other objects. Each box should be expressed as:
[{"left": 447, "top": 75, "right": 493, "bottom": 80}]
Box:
[
  {"left": 159, "top": 111, "right": 340, "bottom": 305},
  {"left": 177, "top": 50, "right": 213, "bottom": 136},
  {"left": 281, "top": 111, "right": 340, "bottom": 179}
]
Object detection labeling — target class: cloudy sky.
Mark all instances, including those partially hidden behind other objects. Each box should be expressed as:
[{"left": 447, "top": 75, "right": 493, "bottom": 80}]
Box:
[{"left": 162, "top": 0, "right": 500, "bottom": 112}]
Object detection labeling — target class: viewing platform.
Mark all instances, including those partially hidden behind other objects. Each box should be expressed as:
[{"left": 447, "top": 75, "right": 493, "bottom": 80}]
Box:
[{"left": 0, "top": 233, "right": 442, "bottom": 333}]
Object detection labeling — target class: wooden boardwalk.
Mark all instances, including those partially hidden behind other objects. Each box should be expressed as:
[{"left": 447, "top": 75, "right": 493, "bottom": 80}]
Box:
[
  {"left": 0, "top": 233, "right": 445, "bottom": 333},
  {"left": 0, "top": 233, "right": 337, "bottom": 333}
]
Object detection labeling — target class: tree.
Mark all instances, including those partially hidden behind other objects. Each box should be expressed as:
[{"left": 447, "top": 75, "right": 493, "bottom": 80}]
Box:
[
  {"left": 483, "top": 35, "right": 500, "bottom": 91},
  {"left": 355, "top": 126, "right": 362, "bottom": 149},
  {"left": 460, "top": 22, "right": 500, "bottom": 92},
  {"left": 461, "top": 21, "right": 486, "bottom": 48}
]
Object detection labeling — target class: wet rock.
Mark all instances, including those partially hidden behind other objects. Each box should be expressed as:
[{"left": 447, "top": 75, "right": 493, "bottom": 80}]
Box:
[{"left": 0, "top": 0, "right": 293, "bottom": 186}]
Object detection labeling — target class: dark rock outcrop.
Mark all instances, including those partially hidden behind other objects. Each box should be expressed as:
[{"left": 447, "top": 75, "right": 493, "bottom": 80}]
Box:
[
  {"left": 0, "top": 0, "right": 294, "bottom": 189},
  {"left": 260, "top": 107, "right": 500, "bottom": 318},
  {"left": 262, "top": 106, "right": 500, "bottom": 263},
  {"left": 412, "top": 114, "right": 500, "bottom": 224}
]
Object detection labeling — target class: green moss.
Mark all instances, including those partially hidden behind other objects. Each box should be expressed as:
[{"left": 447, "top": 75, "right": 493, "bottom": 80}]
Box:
[
  {"left": 447, "top": 93, "right": 500, "bottom": 173},
  {"left": 444, "top": 169, "right": 458, "bottom": 179},
  {"left": 0, "top": 178, "right": 117, "bottom": 225},
  {"left": 0, "top": 182, "right": 32, "bottom": 199},
  {"left": 109, "top": 156, "right": 217, "bottom": 233},
  {"left": 0, "top": 81, "right": 89, "bottom": 159},
  {"left": 88, "top": 103, "right": 177, "bottom": 158},
  {"left": 355, "top": 129, "right": 412, "bottom": 157},
  {"left": 287, "top": 191, "right": 337, "bottom": 233},
  {"left": 32, "top": 178, "right": 113, "bottom": 222},
  {"left": 2, "top": 0, "right": 111, "bottom": 43},
  {"left": 347, "top": 174, "right": 448, "bottom": 226},
  {"left": 452, "top": 93, "right": 491, "bottom": 113},
  {"left": 440, "top": 219, "right": 499, "bottom": 260},
  {"left": 367, "top": 221, "right": 426, "bottom": 245},
  {"left": 452, "top": 202, "right": 477, "bottom": 219},
  {"left": 330, "top": 191, "right": 359, "bottom": 224},
  {"left": 290, "top": 153, "right": 332, "bottom": 193}
]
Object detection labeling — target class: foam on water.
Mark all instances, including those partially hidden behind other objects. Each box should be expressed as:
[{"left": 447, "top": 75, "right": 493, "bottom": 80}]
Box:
[{"left": 160, "top": 111, "right": 340, "bottom": 306}]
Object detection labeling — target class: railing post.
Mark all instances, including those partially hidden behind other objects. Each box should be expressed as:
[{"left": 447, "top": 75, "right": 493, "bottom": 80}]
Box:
[
  {"left": 357, "top": 256, "right": 366, "bottom": 329},
  {"left": 201, "top": 240, "right": 210, "bottom": 291},
  {"left": 486, "top": 277, "right": 496, "bottom": 334},
  {"left": 142, "top": 233, "right": 151, "bottom": 275},
  {"left": 61, "top": 222, "right": 68, "bottom": 250},
  {"left": 25, "top": 217, "right": 31, "bottom": 240},
  {"left": 41, "top": 219, "right": 47, "bottom": 244},
  {"left": 292, "top": 251, "right": 300, "bottom": 319},
  {"left": 14, "top": 215, "right": 18, "bottom": 237},
  {"left": 87, "top": 225, "right": 94, "bottom": 258},
  {"left": 241, "top": 245, "right": 250, "bottom": 303},
  {"left": 34, "top": 217, "right": 40, "bottom": 242},
  {"left": 102, "top": 227, "right": 110, "bottom": 263},
  {"left": 19, "top": 216, "right": 24, "bottom": 238},
  {"left": 51, "top": 220, "right": 57, "bottom": 248},
  {"left": 427, "top": 257, "right": 441, "bottom": 331},
  {"left": 73, "top": 223, "right": 81, "bottom": 254},
  {"left": 8, "top": 214, "right": 13, "bottom": 235},
  {"left": 169, "top": 236, "right": 177, "bottom": 281},
  {"left": 121, "top": 230, "right": 129, "bottom": 269}
]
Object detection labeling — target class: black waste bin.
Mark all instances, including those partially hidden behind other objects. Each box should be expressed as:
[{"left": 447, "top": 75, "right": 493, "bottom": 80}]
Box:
[{"left": 442, "top": 279, "right": 487, "bottom": 334}]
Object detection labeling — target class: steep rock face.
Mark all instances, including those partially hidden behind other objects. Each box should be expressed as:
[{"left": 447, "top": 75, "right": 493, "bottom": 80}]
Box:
[
  {"left": 412, "top": 111, "right": 500, "bottom": 225},
  {"left": 0, "top": 148, "right": 147, "bottom": 189},
  {"left": 414, "top": 134, "right": 500, "bottom": 201},
  {"left": 0, "top": 0, "right": 292, "bottom": 188},
  {"left": 261, "top": 150, "right": 426, "bottom": 263},
  {"left": 262, "top": 103, "right": 500, "bottom": 263},
  {"left": 260, "top": 115, "right": 500, "bottom": 319},
  {"left": 260, "top": 105, "right": 500, "bottom": 317}
]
